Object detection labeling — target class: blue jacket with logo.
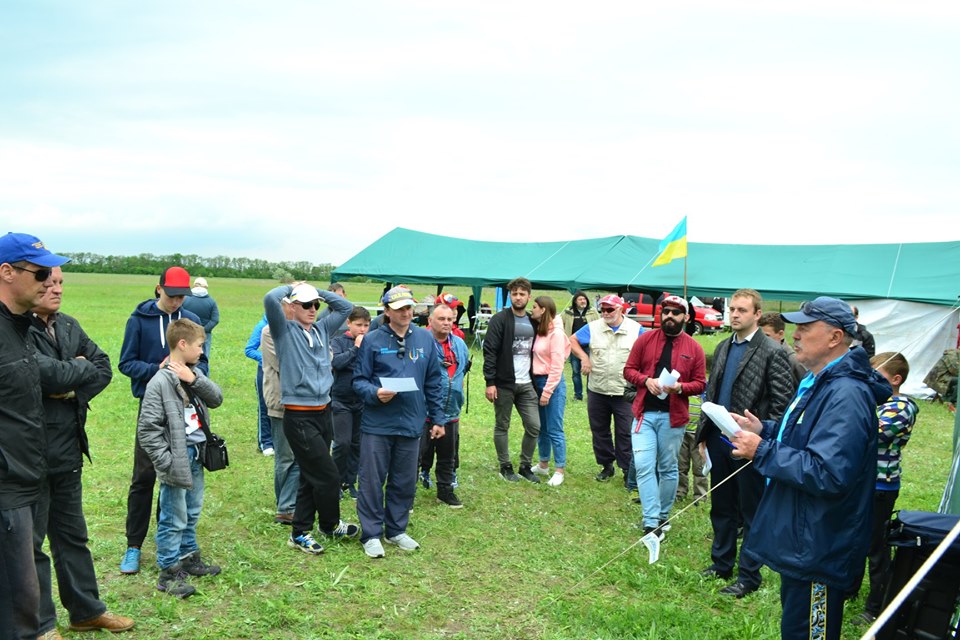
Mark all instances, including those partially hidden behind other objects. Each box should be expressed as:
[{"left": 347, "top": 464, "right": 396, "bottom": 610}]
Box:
[
  {"left": 431, "top": 333, "right": 469, "bottom": 425},
  {"left": 353, "top": 323, "right": 444, "bottom": 438},
  {"left": 743, "top": 347, "right": 891, "bottom": 589}
]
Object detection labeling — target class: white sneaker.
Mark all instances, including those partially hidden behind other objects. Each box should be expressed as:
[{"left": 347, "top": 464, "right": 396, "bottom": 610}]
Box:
[
  {"left": 385, "top": 533, "right": 420, "bottom": 551},
  {"left": 547, "top": 472, "right": 565, "bottom": 486},
  {"left": 362, "top": 538, "right": 385, "bottom": 558},
  {"left": 531, "top": 463, "right": 551, "bottom": 477},
  {"left": 262, "top": 448, "right": 275, "bottom": 457}
]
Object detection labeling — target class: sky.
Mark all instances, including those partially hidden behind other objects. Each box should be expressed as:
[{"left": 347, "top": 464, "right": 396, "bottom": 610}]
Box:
[{"left": 1, "top": 2, "right": 958, "bottom": 266}]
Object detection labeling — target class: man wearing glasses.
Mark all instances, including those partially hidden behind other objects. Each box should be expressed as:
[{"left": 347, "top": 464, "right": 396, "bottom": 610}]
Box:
[
  {"left": 730, "top": 297, "right": 891, "bottom": 640},
  {"left": 264, "top": 282, "right": 358, "bottom": 556},
  {"left": 623, "top": 295, "right": 706, "bottom": 541},
  {"left": 569, "top": 294, "right": 643, "bottom": 483},
  {"left": 0, "top": 232, "right": 69, "bottom": 639},
  {"left": 353, "top": 286, "right": 445, "bottom": 558}
]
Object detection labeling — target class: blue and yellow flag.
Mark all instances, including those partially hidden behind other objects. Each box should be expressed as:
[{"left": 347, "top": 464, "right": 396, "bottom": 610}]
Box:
[{"left": 652, "top": 217, "right": 687, "bottom": 267}]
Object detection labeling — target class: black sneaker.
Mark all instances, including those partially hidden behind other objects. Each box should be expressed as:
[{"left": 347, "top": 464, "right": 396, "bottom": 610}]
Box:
[
  {"left": 658, "top": 519, "right": 672, "bottom": 532},
  {"left": 595, "top": 464, "right": 615, "bottom": 482},
  {"left": 437, "top": 487, "right": 464, "bottom": 509},
  {"left": 180, "top": 551, "right": 221, "bottom": 577},
  {"left": 499, "top": 464, "right": 520, "bottom": 482},
  {"left": 641, "top": 526, "right": 665, "bottom": 542},
  {"left": 517, "top": 464, "right": 541, "bottom": 483},
  {"left": 157, "top": 564, "right": 196, "bottom": 598}
]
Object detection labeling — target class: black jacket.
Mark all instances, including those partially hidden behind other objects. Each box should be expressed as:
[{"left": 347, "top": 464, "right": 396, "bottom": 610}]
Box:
[
  {"left": 30, "top": 312, "right": 112, "bottom": 474},
  {"left": 0, "top": 302, "right": 46, "bottom": 509},
  {"left": 696, "top": 332, "right": 795, "bottom": 444},
  {"left": 482, "top": 307, "right": 539, "bottom": 389},
  {"left": 330, "top": 331, "right": 362, "bottom": 412}
]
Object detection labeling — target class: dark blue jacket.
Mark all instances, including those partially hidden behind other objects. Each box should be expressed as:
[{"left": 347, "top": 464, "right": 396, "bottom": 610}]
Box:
[
  {"left": 743, "top": 347, "right": 891, "bottom": 589},
  {"left": 330, "top": 331, "right": 362, "bottom": 412},
  {"left": 118, "top": 299, "right": 207, "bottom": 399},
  {"left": 353, "top": 323, "right": 444, "bottom": 438}
]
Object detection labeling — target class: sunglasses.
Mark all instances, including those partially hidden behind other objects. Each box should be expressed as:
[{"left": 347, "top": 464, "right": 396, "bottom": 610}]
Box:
[
  {"left": 600, "top": 307, "right": 618, "bottom": 314},
  {"left": 298, "top": 301, "right": 321, "bottom": 310},
  {"left": 12, "top": 265, "right": 52, "bottom": 282},
  {"left": 661, "top": 307, "right": 685, "bottom": 317},
  {"left": 396, "top": 336, "right": 406, "bottom": 360}
]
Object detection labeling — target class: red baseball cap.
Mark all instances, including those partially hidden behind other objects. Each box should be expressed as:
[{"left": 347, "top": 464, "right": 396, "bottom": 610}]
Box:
[
  {"left": 159, "top": 266, "right": 192, "bottom": 296},
  {"left": 598, "top": 294, "right": 626, "bottom": 310}
]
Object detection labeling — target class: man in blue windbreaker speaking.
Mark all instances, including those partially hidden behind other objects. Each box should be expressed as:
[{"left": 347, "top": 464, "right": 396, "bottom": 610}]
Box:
[
  {"left": 354, "top": 286, "right": 445, "bottom": 559},
  {"left": 730, "top": 297, "right": 891, "bottom": 640}
]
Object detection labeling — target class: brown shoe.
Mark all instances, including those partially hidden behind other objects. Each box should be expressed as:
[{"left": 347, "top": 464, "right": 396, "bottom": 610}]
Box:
[
  {"left": 38, "top": 630, "right": 64, "bottom": 640},
  {"left": 274, "top": 512, "right": 294, "bottom": 525},
  {"left": 68, "top": 611, "right": 135, "bottom": 632}
]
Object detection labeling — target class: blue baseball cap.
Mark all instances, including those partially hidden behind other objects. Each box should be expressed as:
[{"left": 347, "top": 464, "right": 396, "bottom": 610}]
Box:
[
  {"left": 0, "top": 233, "right": 70, "bottom": 268},
  {"left": 781, "top": 297, "right": 857, "bottom": 336}
]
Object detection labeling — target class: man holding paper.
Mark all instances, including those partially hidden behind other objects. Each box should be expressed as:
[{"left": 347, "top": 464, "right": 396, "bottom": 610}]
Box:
[
  {"left": 354, "top": 286, "right": 445, "bottom": 558},
  {"left": 695, "top": 289, "right": 795, "bottom": 599},
  {"left": 729, "top": 297, "right": 890, "bottom": 640},
  {"left": 623, "top": 295, "right": 706, "bottom": 540}
]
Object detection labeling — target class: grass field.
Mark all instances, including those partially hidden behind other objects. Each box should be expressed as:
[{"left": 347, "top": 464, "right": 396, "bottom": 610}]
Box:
[{"left": 46, "top": 272, "right": 955, "bottom": 639}]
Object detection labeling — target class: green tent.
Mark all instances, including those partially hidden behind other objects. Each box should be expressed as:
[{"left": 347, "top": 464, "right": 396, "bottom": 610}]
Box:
[{"left": 333, "top": 227, "right": 960, "bottom": 305}]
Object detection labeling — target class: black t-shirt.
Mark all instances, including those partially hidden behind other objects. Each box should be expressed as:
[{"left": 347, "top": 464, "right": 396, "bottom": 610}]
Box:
[{"left": 643, "top": 335, "right": 675, "bottom": 413}]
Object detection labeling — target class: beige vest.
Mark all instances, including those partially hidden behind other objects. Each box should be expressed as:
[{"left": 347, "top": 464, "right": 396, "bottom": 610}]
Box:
[{"left": 587, "top": 317, "right": 642, "bottom": 396}]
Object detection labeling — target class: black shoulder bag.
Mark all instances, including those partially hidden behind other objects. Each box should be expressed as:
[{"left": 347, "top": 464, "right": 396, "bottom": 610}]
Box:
[{"left": 185, "top": 386, "right": 229, "bottom": 472}]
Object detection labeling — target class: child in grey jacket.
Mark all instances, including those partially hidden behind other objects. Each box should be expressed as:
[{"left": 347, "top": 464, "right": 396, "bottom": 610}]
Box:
[{"left": 137, "top": 319, "right": 224, "bottom": 598}]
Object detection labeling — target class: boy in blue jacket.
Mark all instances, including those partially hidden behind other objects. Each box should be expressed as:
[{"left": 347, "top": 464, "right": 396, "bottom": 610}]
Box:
[
  {"left": 117, "top": 266, "right": 207, "bottom": 575},
  {"left": 353, "top": 287, "right": 445, "bottom": 558}
]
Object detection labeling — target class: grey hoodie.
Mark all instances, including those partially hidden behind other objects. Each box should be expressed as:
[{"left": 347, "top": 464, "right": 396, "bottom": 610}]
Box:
[{"left": 264, "top": 285, "right": 352, "bottom": 407}]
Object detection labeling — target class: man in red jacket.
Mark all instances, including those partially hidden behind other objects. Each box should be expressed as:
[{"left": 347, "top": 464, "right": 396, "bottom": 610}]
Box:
[{"left": 623, "top": 296, "right": 706, "bottom": 540}]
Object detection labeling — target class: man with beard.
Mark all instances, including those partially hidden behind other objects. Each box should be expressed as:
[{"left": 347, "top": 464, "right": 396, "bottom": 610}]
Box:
[
  {"left": 562, "top": 290, "right": 599, "bottom": 401},
  {"left": 730, "top": 297, "right": 890, "bottom": 640},
  {"left": 695, "top": 289, "right": 794, "bottom": 599},
  {"left": 483, "top": 277, "right": 542, "bottom": 483},
  {"left": 569, "top": 295, "right": 642, "bottom": 481},
  {"left": 623, "top": 296, "right": 706, "bottom": 540}
]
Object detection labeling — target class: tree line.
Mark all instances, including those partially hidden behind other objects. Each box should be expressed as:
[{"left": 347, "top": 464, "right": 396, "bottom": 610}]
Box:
[{"left": 61, "top": 252, "right": 335, "bottom": 282}]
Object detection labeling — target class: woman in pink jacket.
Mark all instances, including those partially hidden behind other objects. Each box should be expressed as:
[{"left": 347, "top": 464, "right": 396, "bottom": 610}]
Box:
[{"left": 530, "top": 296, "right": 571, "bottom": 486}]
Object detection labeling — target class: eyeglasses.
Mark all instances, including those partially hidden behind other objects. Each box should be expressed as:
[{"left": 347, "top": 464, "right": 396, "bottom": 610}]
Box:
[
  {"left": 600, "top": 307, "right": 618, "bottom": 314},
  {"left": 661, "top": 307, "right": 685, "bottom": 317},
  {"left": 298, "top": 301, "right": 321, "bottom": 310},
  {"left": 396, "top": 336, "right": 406, "bottom": 360},
  {"left": 12, "top": 265, "right": 52, "bottom": 282},
  {"left": 800, "top": 301, "right": 848, "bottom": 331}
]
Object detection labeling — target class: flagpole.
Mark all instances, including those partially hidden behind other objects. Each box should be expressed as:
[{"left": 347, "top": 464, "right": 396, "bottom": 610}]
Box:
[{"left": 683, "top": 254, "right": 688, "bottom": 301}]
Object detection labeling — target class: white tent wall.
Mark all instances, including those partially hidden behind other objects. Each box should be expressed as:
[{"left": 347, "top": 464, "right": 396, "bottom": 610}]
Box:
[{"left": 856, "top": 299, "right": 960, "bottom": 397}]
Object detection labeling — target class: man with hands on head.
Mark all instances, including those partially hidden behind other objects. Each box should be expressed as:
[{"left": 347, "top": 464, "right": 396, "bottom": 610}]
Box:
[{"left": 728, "top": 297, "right": 891, "bottom": 640}]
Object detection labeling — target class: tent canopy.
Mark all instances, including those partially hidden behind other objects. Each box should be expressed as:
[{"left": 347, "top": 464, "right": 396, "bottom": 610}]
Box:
[{"left": 333, "top": 227, "right": 960, "bottom": 306}]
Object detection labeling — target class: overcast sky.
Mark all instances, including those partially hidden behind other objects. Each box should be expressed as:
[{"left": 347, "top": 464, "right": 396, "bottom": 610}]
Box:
[{"left": 2, "top": 2, "right": 958, "bottom": 265}]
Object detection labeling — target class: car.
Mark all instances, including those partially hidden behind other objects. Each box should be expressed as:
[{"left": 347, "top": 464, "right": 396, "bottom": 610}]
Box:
[{"left": 621, "top": 292, "right": 723, "bottom": 335}]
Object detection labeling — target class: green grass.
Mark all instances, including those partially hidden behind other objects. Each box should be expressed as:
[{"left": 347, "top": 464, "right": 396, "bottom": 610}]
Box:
[{"left": 48, "top": 273, "right": 955, "bottom": 639}]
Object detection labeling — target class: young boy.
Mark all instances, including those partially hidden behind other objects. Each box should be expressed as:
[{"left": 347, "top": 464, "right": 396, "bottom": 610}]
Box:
[
  {"left": 137, "top": 319, "right": 224, "bottom": 598},
  {"left": 331, "top": 306, "right": 371, "bottom": 499},
  {"left": 852, "top": 352, "right": 919, "bottom": 625}
]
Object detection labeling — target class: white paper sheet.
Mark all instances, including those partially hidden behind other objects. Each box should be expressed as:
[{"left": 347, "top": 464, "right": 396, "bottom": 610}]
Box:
[
  {"left": 701, "top": 401, "right": 743, "bottom": 438},
  {"left": 380, "top": 377, "right": 420, "bottom": 393},
  {"left": 640, "top": 531, "right": 661, "bottom": 564},
  {"left": 656, "top": 368, "right": 680, "bottom": 399}
]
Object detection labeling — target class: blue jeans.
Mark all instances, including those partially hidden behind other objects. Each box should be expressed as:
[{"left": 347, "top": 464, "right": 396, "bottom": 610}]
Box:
[
  {"left": 156, "top": 446, "right": 204, "bottom": 570},
  {"left": 270, "top": 417, "right": 300, "bottom": 515},
  {"left": 533, "top": 375, "right": 568, "bottom": 468},
  {"left": 632, "top": 412, "right": 685, "bottom": 528},
  {"left": 568, "top": 354, "right": 584, "bottom": 399},
  {"left": 255, "top": 367, "right": 274, "bottom": 451}
]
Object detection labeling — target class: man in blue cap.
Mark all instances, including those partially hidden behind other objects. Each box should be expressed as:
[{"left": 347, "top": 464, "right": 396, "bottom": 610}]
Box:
[
  {"left": 729, "top": 296, "right": 891, "bottom": 640},
  {"left": 0, "top": 232, "right": 69, "bottom": 639}
]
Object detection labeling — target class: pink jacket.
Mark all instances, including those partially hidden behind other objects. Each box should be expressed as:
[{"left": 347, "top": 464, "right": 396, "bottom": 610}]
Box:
[{"left": 533, "top": 316, "right": 571, "bottom": 402}]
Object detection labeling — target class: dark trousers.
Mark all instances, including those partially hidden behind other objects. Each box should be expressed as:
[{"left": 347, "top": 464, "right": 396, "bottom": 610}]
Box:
[
  {"left": 780, "top": 575, "right": 845, "bottom": 640},
  {"left": 332, "top": 409, "right": 362, "bottom": 488},
  {"left": 569, "top": 354, "right": 584, "bottom": 399},
  {"left": 34, "top": 471, "right": 105, "bottom": 633},
  {"left": 357, "top": 433, "right": 420, "bottom": 542},
  {"left": 586, "top": 391, "right": 634, "bottom": 471},
  {"left": 255, "top": 366, "right": 274, "bottom": 451},
  {"left": 706, "top": 430, "right": 764, "bottom": 587},
  {"left": 420, "top": 421, "right": 458, "bottom": 486},
  {"left": 0, "top": 504, "right": 40, "bottom": 640},
  {"left": 849, "top": 489, "right": 898, "bottom": 615},
  {"left": 124, "top": 427, "right": 157, "bottom": 549},
  {"left": 493, "top": 383, "right": 540, "bottom": 467},
  {"left": 283, "top": 408, "right": 341, "bottom": 534}
]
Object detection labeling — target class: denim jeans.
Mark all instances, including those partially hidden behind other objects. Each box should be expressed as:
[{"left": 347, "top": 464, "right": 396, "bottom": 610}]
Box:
[
  {"left": 270, "top": 416, "right": 300, "bottom": 515},
  {"left": 568, "top": 354, "right": 584, "bottom": 399},
  {"left": 332, "top": 409, "right": 362, "bottom": 488},
  {"left": 156, "top": 446, "right": 204, "bottom": 570},
  {"left": 632, "top": 412, "right": 685, "bottom": 528},
  {"left": 255, "top": 366, "right": 274, "bottom": 451},
  {"left": 533, "top": 375, "right": 568, "bottom": 468}
]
